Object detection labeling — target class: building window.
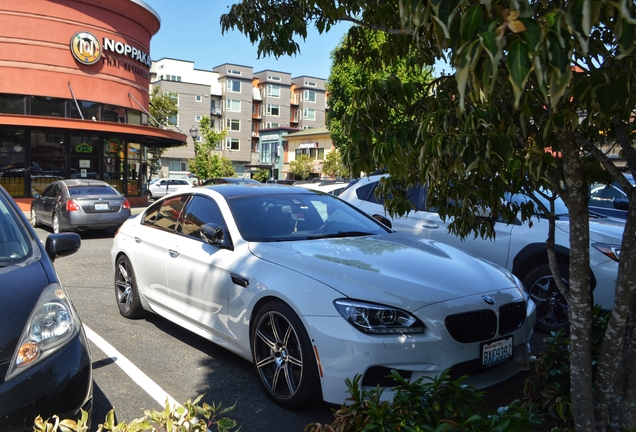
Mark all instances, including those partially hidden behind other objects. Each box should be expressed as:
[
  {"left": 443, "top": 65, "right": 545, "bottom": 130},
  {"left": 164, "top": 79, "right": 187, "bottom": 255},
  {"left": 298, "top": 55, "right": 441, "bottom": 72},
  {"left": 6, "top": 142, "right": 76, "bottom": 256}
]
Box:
[
  {"left": 267, "top": 104, "right": 280, "bottom": 116},
  {"left": 226, "top": 118, "right": 240, "bottom": 131},
  {"left": 227, "top": 69, "right": 242, "bottom": 75},
  {"left": 304, "top": 81, "right": 317, "bottom": 87},
  {"left": 226, "top": 138, "right": 240, "bottom": 151},
  {"left": 226, "top": 99, "right": 241, "bottom": 112},
  {"left": 303, "top": 90, "right": 316, "bottom": 103},
  {"left": 295, "top": 147, "right": 324, "bottom": 159},
  {"left": 30, "top": 96, "right": 66, "bottom": 117},
  {"left": 227, "top": 79, "right": 241, "bottom": 93},
  {"left": 166, "top": 75, "right": 181, "bottom": 82},
  {"left": 268, "top": 75, "right": 281, "bottom": 81},
  {"left": 303, "top": 108, "right": 316, "bottom": 120},
  {"left": 265, "top": 122, "right": 279, "bottom": 128},
  {"left": 195, "top": 95, "right": 203, "bottom": 102},
  {"left": 267, "top": 85, "right": 280, "bottom": 98},
  {"left": 0, "top": 94, "right": 26, "bottom": 114},
  {"left": 195, "top": 115, "right": 202, "bottom": 122}
]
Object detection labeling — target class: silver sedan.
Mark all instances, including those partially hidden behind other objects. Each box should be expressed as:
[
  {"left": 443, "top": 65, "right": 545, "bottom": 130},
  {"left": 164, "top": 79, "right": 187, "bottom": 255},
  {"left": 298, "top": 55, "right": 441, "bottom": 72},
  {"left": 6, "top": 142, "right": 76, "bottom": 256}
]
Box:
[{"left": 31, "top": 179, "right": 131, "bottom": 233}]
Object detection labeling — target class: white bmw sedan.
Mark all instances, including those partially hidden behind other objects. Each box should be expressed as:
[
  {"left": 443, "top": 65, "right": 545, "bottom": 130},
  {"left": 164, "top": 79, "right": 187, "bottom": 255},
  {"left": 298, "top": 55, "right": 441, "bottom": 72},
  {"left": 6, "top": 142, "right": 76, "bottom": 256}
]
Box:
[{"left": 111, "top": 185, "right": 536, "bottom": 408}]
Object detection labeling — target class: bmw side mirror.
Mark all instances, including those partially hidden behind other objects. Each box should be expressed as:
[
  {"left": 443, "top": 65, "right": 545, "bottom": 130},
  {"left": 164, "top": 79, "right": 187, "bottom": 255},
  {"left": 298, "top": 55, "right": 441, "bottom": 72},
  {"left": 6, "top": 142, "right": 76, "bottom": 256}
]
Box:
[{"left": 201, "top": 223, "right": 233, "bottom": 250}]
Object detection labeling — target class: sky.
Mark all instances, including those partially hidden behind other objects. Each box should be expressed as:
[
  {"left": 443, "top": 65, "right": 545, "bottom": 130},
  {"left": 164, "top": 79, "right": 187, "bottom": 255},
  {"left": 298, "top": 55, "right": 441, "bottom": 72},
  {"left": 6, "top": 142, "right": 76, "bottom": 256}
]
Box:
[{"left": 143, "top": 0, "right": 352, "bottom": 79}]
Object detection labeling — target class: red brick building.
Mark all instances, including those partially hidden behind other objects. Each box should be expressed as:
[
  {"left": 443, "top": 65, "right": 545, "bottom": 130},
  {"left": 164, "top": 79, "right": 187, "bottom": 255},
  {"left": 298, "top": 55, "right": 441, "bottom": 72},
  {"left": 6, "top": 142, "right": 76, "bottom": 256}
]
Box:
[{"left": 0, "top": 0, "right": 185, "bottom": 204}]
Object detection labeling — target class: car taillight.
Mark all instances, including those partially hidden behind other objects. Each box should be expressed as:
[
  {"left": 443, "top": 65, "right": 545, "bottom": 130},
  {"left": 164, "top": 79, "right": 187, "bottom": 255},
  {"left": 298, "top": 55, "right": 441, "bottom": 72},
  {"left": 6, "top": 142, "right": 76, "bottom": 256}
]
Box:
[
  {"left": 66, "top": 199, "right": 81, "bottom": 212},
  {"left": 122, "top": 198, "right": 131, "bottom": 209}
]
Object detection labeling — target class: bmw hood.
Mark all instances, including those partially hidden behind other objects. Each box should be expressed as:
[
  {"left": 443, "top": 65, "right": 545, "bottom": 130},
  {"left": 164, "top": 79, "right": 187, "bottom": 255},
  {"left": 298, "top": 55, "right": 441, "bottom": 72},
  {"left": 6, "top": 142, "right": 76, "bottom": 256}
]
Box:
[{"left": 248, "top": 233, "right": 522, "bottom": 311}]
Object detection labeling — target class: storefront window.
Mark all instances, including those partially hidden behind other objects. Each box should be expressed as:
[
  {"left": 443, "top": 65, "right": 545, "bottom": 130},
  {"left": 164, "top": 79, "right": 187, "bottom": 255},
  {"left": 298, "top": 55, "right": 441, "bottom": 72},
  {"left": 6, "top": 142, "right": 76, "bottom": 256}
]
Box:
[
  {"left": 30, "top": 130, "right": 66, "bottom": 194},
  {"left": 104, "top": 137, "right": 123, "bottom": 193},
  {"left": 0, "top": 94, "right": 26, "bottom": 114},
  {"left": 127, "top": 142, "right": 142, "bottom": 196},
  {"left": 30, "top": 96, "right": 66, "bottom": 117},
  {"left": 103, "top": 105, "right": 126, "bottom": 123},
  {"left": 70, "top": 101, "right": 102, "bottom": 121},
  {"left": 0, "top": 129, "right": 26, "bottom": 197},
  {"left": 70, "top": 134, "right": 100, "bottom": 179},
  {"left": 127, "top": 109, "right": 142, "bottom": 125}
]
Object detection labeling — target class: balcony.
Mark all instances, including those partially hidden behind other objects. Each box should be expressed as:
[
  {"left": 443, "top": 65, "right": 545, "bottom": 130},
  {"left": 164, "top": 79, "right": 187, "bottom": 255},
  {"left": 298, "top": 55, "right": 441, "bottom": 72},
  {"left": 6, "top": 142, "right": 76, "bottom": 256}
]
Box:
[{"left": 210, "top": 107, "right": 222, "bottom": 116}]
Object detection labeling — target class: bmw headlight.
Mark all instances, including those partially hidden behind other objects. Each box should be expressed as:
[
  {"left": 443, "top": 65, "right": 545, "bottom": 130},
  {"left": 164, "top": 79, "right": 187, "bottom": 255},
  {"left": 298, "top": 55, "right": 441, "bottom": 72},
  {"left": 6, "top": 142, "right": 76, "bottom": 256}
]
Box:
[
  {"left": 334, "top": 299, "right": 425, "bottom": 334},
  {"left": 6, "top": 283, "right": 82, "bottom": 381}
]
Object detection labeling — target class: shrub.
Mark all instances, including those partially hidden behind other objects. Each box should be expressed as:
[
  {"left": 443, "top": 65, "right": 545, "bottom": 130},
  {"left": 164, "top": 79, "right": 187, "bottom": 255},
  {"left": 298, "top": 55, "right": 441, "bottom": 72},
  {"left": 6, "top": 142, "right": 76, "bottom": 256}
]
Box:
[
  {"left": 32, "top": 395, "right": 239, "bottom": 432},
  {"left": 305, "top": 370, "right": 543, "bottom": 432}
]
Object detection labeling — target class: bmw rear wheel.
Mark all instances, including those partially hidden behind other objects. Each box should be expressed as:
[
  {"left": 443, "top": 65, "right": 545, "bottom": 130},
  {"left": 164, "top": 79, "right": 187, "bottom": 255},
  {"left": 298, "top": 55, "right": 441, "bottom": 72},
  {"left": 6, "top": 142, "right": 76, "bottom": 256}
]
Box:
[
  {"left": 251, "top": 301, "right": 320, "bottom": 408},
  {"left": 522, "top": 263, "right": 570, "bottom": 334},
  {"left": 115, "top": 255, "right": 145, "bottom": 319}
]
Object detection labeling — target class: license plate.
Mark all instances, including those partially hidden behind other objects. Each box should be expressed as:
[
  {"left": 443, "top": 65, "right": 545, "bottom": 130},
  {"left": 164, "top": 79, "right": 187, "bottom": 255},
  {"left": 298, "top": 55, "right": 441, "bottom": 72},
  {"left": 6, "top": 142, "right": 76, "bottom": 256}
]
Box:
[
  {"left": 95, "top": 203, "right": 109, "bottom": 210},
  {"left": 481, "top": 336, "right": 513, "bottom": 367}
]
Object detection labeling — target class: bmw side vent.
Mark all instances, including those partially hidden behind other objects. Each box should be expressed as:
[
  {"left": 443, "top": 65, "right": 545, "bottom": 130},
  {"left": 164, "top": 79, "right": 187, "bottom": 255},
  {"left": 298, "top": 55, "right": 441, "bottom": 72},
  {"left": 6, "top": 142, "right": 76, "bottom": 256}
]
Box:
[
  {"left": 445, "top": 310, "right": 497, "bottom": 343},
  {"left": 499, "top": 301, "right": 526, "bottom": 335}
]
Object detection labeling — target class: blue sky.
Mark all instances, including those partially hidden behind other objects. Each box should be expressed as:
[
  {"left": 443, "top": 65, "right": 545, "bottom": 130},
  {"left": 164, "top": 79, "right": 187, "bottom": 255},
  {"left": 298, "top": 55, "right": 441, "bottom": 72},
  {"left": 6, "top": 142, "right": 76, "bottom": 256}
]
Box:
[{"left": 144, "top": 0, "right": 351, "bottom": 79}]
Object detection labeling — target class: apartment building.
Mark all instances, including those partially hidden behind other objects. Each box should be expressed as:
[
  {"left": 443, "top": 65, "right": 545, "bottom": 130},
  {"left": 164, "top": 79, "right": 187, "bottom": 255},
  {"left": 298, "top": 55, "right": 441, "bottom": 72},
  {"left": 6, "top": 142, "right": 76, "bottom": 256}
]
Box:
[
  {"left": 150, "top": 58, "right": 223, "bottom": 176},
  {"left": 291, "top": 77, "right": 327, "bottom": 130},
  {"left": 150, "top": 59, "right": 328, "bottom": 179}
]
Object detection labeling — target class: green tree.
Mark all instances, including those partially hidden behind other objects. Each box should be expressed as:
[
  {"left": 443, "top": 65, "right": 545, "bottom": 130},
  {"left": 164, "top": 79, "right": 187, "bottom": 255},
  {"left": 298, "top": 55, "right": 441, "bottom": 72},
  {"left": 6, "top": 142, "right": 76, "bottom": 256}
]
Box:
[
  {"left": 252, "top": 168, "right": 269, "bottom": 183},
  {"left": 189, "top": 116, "right": 233, "bottom": 180},
  {"left": 321, "top": 148, "right": 349, "bottom": 179},
  {"left": 148, "top": 86, "right": 178, "bottom": 127},
  {"left": 222, "top": 1, "right": 636, "bottom": 430},
  {"left": 147, "top": 87, "right": 180, "bottom": 179},
  {"left": 327, "top": 28, "right": 434, "bottom": 161},
  {"left": 289, "top": 154, "right": 314, "bottom": 180}
]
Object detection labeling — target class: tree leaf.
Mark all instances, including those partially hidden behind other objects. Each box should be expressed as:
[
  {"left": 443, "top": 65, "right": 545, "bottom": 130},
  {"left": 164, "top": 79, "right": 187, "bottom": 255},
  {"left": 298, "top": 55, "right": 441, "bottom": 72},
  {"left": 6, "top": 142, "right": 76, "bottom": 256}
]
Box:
[
  {"left": 507, "top": 39, "right": 533, "bottom": 107},
  {"left": 596, "top": 84, "right": 615, "bottom": 115},
  {"left": 518, "top": 18, "right": 542, "bottom": 50},
  {"left": 461, "top": 5, "right": 484, "bottom": 41}
]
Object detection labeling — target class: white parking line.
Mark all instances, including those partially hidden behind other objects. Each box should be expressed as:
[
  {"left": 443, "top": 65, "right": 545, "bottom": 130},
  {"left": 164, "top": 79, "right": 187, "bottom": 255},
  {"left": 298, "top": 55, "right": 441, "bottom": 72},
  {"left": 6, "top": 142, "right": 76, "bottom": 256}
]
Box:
[{"left": 83, "top": 325, "right": 179, "bottom": 409}]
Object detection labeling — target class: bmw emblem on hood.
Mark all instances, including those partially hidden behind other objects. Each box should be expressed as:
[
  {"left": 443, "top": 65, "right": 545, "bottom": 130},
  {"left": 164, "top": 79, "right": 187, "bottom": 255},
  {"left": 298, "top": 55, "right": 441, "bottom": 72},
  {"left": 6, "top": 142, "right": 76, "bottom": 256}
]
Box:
[{"left": 482, "top": 295, "right": 495, "bottom": 305}]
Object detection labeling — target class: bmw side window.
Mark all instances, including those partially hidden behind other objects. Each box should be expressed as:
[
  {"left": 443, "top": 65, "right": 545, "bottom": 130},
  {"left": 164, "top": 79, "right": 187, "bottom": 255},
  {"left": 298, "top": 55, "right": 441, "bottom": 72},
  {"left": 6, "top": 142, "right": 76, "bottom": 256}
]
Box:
[
  {"left": 141, "top": 201, "right": 162, "bottom": 226},
  {"left": 154, "top": 195, "right": 188, "bottom": 232},
  {"left": 178, "top": 196, "right": 226, "bottom": 241}
]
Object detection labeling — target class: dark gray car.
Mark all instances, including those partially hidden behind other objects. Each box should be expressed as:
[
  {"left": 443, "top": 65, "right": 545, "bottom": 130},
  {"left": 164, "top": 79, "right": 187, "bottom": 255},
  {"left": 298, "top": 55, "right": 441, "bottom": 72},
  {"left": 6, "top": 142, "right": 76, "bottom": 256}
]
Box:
[{"left": 31, "top": 179, "right": 131, "bottom": 233}]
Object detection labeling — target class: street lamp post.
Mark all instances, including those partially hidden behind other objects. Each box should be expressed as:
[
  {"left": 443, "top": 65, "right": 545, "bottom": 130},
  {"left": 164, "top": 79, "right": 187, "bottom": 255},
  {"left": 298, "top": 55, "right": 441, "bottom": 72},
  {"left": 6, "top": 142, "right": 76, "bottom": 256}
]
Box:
[{"left": 189, "top": 126, "right": 199, "bottom": 156}]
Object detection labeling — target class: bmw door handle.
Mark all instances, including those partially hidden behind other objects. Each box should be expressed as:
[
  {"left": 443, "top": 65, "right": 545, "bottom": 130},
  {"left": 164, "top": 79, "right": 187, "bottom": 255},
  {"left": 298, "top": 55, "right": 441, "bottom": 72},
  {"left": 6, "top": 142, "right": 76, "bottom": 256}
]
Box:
[
  {"left": 134, "top": 237, "right": 142, "bottom": 243},
  {"left": 422, "top": 222, "right": 439, "bottom": 229},
  {"left": 168, "top": 249, "right": 180, "bottom": 258}
]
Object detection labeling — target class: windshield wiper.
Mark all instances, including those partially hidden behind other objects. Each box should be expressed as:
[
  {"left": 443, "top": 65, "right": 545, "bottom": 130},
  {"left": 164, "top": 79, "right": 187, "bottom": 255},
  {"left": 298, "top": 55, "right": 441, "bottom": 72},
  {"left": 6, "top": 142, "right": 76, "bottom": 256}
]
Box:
[{"left": 306, "top": 231, "right": 374, "bottom": 240}]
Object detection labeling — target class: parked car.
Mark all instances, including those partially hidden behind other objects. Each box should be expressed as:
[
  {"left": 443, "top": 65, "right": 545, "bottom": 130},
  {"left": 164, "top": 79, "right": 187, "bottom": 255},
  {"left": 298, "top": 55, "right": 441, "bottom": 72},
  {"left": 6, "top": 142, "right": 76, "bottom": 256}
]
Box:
[
  {"left": 340, "top": 174, "right": 624, "bottom": 333},
  {"left": 293, "top": 180, "right": 350, "bottom": 196},
  {"left": 202, "top": 177, "right": 261, "bottom": 185},
  {"left": 147, "top": 178, "right": 193, "bottom": 199},
  {"left": 0, "top": 186, "right": 92, "bottom": 430},
  {"left": 112, "top": 185, "right": 535, "bottom": 408},
  {"left": 589, "top": 173, "right": 634, "bottom": 219},
  {"left": 31, "top": 179, "right": 131, "bottom": 234}
]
